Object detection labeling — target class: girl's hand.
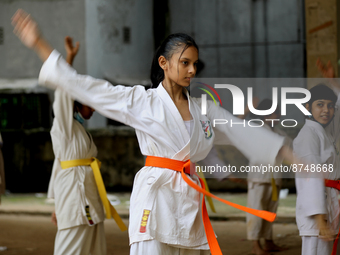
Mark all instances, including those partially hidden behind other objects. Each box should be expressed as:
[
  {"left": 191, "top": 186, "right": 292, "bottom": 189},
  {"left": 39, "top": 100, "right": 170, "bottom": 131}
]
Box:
[
  {"left": 12, "top": 9, "right": 41, "bottom": 49},
  {"left": 315, "top": 214, "right": 334, "bottom": 241},
  {"left": 65, "top": 36, "right": 80, "bottom": 65},
  {"left": 316, "top": 58, "right": 340, "bottom": 92},
  {"left": 51, "top": 211, "right": 57, "bottom": 226},
  {"left": 227, "top": 174, "right": 247, "bottom": 185},
  {"left": 316, "top": 58, "right": 335, "bottom": 79},
  {"left": 11, "top": 9, "right": 53, "bottom": 62}
]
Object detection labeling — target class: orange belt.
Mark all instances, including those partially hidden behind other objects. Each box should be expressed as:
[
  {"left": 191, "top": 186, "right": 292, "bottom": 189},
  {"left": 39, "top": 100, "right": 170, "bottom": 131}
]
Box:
[
  {"left": 325, "top": 179, "right": 340, "bottom": 255},
  {"left": 145, "top": 156, "right": 276, "bottom": 255}
]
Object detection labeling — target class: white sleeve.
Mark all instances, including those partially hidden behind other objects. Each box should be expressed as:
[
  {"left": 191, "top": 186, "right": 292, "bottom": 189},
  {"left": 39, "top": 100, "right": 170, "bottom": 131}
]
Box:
[
  {"left": 39, "top": 50, "right": 150, "bottom": 130},
  {"left": 52, "top": 89, "right": 74, "bottom": 140},
  {"left": 47, "top": 158, "right": 61, "bottom": 199},
  {"left": 206, "top": 101, "right": 284, "bottom": 166}
]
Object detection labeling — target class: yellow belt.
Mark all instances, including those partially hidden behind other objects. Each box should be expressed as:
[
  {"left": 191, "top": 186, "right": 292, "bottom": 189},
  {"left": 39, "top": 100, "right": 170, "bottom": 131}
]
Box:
[
  {"left": 60, "top": 157, "right": 127, "bottom": 231},
  {"left": 197, "top": 167, "right": 216, "bottom": 213},
  {"left": 271, "top": 177, "right": 278, "bottom": 201}
]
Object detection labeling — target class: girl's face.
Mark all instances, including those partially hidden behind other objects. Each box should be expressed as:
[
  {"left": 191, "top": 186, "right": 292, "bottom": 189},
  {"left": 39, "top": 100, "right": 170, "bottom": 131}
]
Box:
[
  {"left": 307, "top": 99, "right": 335, "bottom": 125},
  {"left": 163, "top": 45, "right": 199, "bottom": 87}
]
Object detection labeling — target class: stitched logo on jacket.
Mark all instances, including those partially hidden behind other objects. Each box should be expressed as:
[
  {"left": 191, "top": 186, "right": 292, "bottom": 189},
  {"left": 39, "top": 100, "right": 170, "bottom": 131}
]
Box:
[
  {"left": 200, "top": 120, "right": 213, "bottom": 139},
  {"left": 139, "top": 209, "right": 151, "bottom": 233}
]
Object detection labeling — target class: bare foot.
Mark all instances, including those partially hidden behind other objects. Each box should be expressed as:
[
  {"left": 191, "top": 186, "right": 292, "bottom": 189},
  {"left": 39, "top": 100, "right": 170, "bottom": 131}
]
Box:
[
  {"left": 263, "top": 240, "right": 288, "bottom": 252},
  {"left": 250, "top": 240, "right": 271, "bottom": 255}
]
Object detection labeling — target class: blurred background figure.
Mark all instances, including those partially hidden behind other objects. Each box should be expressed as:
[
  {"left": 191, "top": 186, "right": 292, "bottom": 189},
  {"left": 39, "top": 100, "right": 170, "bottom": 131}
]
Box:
[
  {"left": 0, "top": 132, "right": 5, "bottom": 204},
  {"left": 246, "top": 99, "right": 292, "bottom": 255}
]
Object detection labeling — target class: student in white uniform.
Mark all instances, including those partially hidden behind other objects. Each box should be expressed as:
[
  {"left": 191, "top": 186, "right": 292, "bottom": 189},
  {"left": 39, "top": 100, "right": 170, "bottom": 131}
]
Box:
[
  {"left": 47, "top": 36, "right": 106, "bottom": 255},
  {"left": 294, "top": 81, "right": 340, "bottom": 255},
  {"left": 12, "top": 10, "right": 297, "bottom": 255},
  {"left": 246, "top": 99, "right": 291, "bottom": 255}
]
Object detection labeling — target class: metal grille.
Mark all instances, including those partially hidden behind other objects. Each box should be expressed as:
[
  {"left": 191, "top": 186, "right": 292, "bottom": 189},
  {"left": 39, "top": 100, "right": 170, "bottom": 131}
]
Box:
[
  {"left": 123, "top": 27, "right": 130, "bottom": 44},
  {"left": 0, "top": 94, "right": 50, "bottom": 130},
  {"left": 0, "top": 27, "right": 3, "bottom": 45}
]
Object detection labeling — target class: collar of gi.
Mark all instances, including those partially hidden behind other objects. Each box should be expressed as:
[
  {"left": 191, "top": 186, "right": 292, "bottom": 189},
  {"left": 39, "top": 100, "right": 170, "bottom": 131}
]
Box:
[
  {"left": 307, "top": 115, "right": 334, "bottom": 128},
  {"left": 74, "top": 112, "right": 85, "bottom": 124}
]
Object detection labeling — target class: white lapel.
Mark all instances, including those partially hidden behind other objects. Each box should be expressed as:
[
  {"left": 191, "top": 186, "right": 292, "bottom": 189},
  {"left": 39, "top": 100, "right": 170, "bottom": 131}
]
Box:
[{"left": 156, "top": 83, "right": 192, "bottom": 160}]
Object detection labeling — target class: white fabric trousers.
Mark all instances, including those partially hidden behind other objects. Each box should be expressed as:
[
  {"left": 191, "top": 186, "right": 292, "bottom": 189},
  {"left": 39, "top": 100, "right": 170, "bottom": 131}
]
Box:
[
  {"left": 54, "top": 222, "right": 106, "bottom": 255},
  {"left": 301, "top": 236, "right": 333, "bottom": 255},
  {"left": 247, "top": 182, "right": 280, "bottom": 240},
  {"left": 130, "top": 240, "right": 210, "bottom": 255}
]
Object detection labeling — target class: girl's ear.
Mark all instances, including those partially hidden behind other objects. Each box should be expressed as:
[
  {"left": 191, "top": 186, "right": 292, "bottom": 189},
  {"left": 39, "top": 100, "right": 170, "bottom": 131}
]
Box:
[
  {"left": 158, "top": 55, "right": 167, "bottom": 71},
  {"left": 305, "top": 103, "right": 310, "bottom": 112}
]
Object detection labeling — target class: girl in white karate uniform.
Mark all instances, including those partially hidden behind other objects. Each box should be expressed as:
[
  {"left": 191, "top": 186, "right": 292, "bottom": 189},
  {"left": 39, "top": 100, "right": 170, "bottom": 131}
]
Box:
[
  {"left": 294, "top": 81, "right": 340, "bottom": 255},
  {"left": 12, "top": 10, "right": 296, "bottom": 255},
  {"left": 48, "top": 37, "right": 106, "bottom": 255}
]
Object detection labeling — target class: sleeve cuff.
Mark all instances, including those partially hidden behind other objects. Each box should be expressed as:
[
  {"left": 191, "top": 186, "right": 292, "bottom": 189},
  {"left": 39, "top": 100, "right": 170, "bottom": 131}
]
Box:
[{"left": 38, "top": 49, "right": 61, "bottom": 90}]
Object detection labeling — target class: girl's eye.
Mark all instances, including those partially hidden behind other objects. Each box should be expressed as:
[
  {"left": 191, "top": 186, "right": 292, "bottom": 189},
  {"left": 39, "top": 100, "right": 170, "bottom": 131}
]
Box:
[
  {"left": 182, "top": 61, "right": 188, "bottom": 65},
  {"left": 329, "top": 104, "right": 335, "bottom": 109},
  {"left": 317, "top": 103, "right": 323, "bottom": 107}
]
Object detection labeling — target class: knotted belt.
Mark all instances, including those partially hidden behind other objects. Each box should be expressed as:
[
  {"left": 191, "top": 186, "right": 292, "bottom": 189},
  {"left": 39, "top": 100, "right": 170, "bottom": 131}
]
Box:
[
  {"left": 145, "top": 156, "right": 276, "bottom": 255},
  {"left": 325, "top": 179, "right": 340, "bottom": 255},
  {"left": 60, "top": 157, "right": 127, "bottom": 231}
]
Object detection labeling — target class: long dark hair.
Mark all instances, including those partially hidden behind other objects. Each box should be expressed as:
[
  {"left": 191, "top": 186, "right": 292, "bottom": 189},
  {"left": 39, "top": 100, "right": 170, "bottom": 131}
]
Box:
[
  {"left": 150, "top": 33, "right": 199, "bottom": 88},
  {"left": 308, "top": 84, "right": 337, "bottom": 106}
]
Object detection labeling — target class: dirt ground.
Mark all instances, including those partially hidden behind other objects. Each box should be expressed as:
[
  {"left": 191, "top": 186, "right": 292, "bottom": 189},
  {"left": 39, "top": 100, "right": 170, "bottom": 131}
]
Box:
[{"left": 0, "top": 214, "right": 302, "bottom": 255}]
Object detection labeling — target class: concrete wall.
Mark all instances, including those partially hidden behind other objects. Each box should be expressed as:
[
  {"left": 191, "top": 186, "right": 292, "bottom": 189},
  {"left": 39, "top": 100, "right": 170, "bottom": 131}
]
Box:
[
  {"left": 0, "top": 0, "right": 87, "bottom": 78},
  {"left": 169, "top": 0, "right": 305, "bottom": 78},
  {"left": 85, "top": 0, "right": 154, "bottom": 129},
  {"left": 169, "top": 0, "right": 306, "bottom": 123},
  {"left": 85, "top": 0, "right": 153, "bottom": 83}
]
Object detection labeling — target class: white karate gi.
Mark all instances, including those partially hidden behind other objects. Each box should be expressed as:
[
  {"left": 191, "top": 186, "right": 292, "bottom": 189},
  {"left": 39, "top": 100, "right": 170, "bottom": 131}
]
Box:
[
  {"left": 247, "top": 125, "right": 292, "bottom": 241},
  {"left": 293, "top": 93, "right": 340, "bottom": 255},
  {"left": 39, "top": 50, "right": 285, "bottom": 254},
  {"left": 48, "top": 88, "right": 106, "bottom": 255}
]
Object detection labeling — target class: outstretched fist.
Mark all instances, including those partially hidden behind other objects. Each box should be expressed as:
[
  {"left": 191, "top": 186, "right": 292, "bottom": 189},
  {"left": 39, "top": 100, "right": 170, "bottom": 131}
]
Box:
[
  {"left": 12, "top": 9, "right": 41, "bottom": 49},
  {"left": 316, "top": 58, "right": 335, "bottom": 79},
  {"left": 65, "top": 36, "right": 80, "bottom": 58}
]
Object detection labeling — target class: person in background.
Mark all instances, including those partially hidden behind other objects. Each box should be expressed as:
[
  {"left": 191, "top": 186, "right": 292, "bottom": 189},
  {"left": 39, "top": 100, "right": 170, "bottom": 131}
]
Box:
[
  {"left": 245, "top": 99, "right": 291, "bottom": 255},
  {"left": 47, "top": 36, "right": 108, "bottom": 255},
  {"left": 293, "top": 58, "right": 340, "bottom": 255}
]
